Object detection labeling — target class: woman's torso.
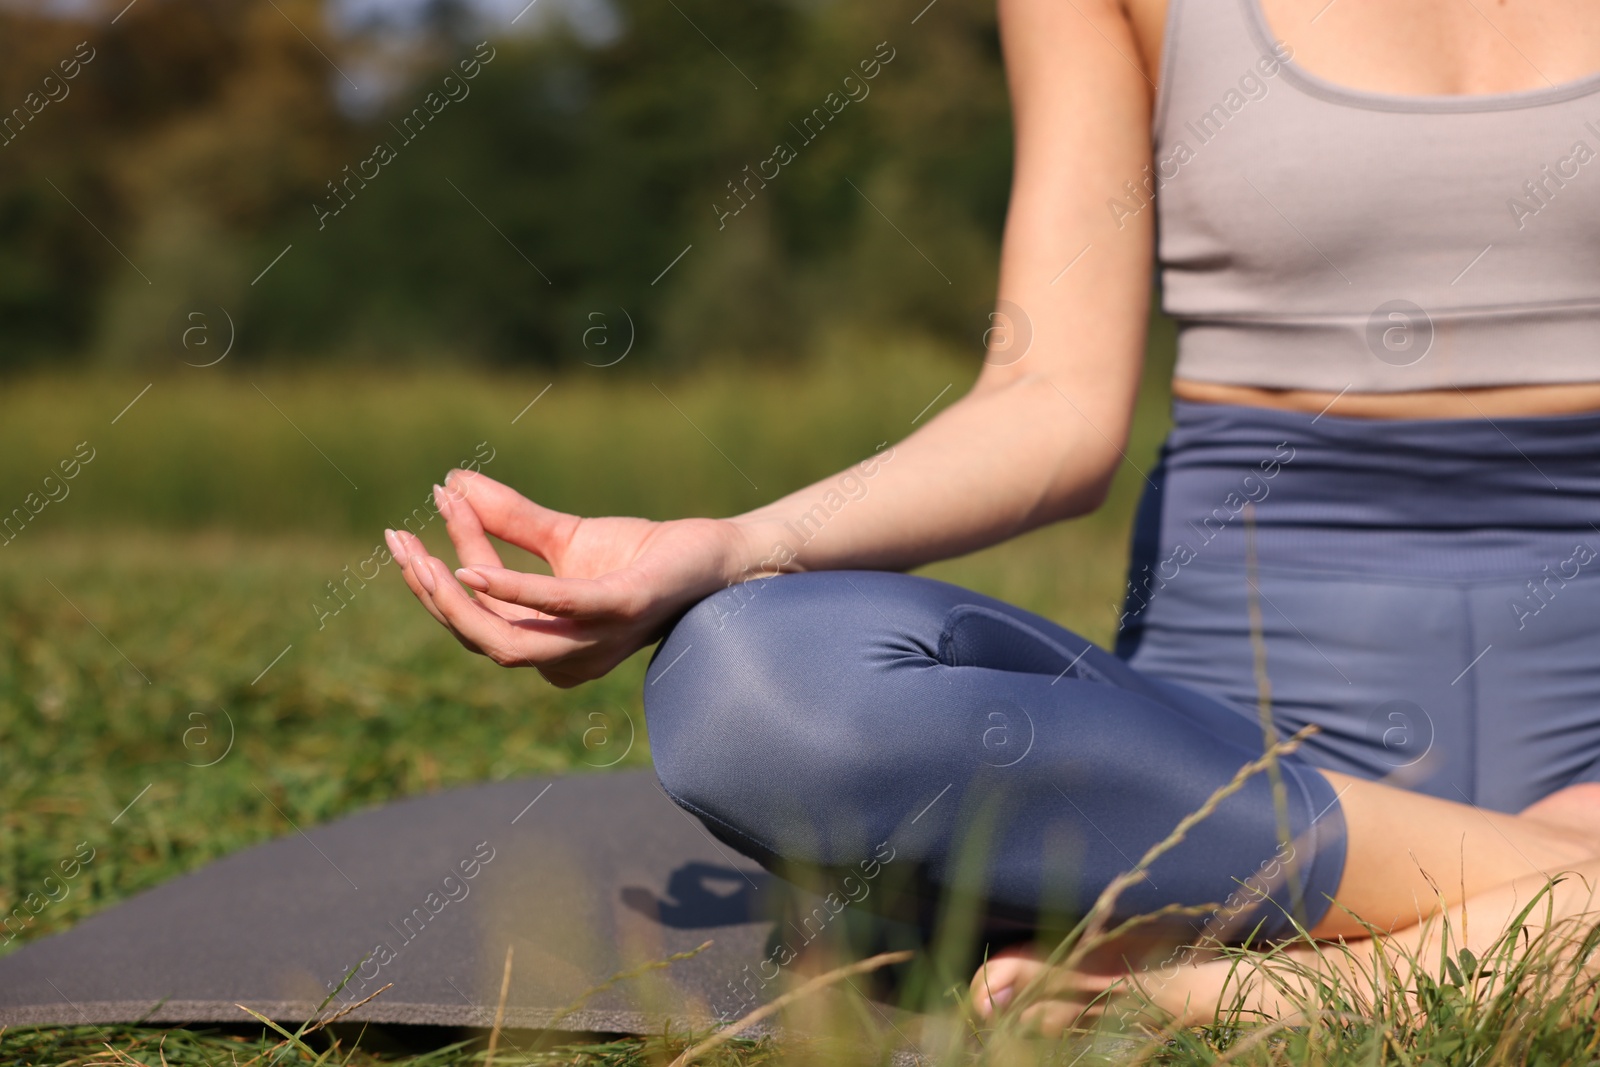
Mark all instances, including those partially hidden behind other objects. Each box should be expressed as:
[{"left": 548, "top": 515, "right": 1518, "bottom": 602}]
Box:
[
  {"left": 1108, "top": 0, "right": 1600, "bottom": 808},
  {"left": 1122, "top": 0, "right": 1600, "bottom": 417}
]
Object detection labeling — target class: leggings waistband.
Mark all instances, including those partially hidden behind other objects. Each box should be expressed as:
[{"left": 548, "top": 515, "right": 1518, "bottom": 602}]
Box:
[{"left": 1129, "top": 400, "right": 1600, "bottom": 580}]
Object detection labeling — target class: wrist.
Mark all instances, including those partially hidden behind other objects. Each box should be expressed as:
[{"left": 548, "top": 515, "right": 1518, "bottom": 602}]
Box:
[{"left": 721, "top": 514, "right": 806, "bottom": 585}]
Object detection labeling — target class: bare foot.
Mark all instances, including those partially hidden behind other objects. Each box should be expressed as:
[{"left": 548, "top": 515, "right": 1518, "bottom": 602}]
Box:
[
  {"left": 960, "top": 947, "right": 1203, "bottom": 1036},
  {"left": 969, "top": 941, "right": 1242, "bottom": 1035},
  {"left": 969, "top": 943, "right": 1124, "bottom": 1036}
]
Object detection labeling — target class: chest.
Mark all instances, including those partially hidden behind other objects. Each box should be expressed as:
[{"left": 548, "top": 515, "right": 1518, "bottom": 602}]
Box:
[{"left": 1126, "top": 0, "right": 1600, "bottom": 98}]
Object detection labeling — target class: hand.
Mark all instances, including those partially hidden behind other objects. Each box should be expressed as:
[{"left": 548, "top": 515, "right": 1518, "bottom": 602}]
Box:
[{"left": 387, "top": 469, "right": 751, "bottom": 688}]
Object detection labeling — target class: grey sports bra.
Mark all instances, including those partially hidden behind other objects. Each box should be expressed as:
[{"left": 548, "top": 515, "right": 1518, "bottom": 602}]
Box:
[{"left": 1149, "top": 0, "right": 1600, "bottom": 392}]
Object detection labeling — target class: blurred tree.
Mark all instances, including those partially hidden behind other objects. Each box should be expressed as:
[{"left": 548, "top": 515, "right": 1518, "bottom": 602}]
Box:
[
  {"left": 0, "top": 0, "right": 352, "bottom": 368},
  {"left": 0, "top": 0, "right": 1012, "bottom": 373},
  {"left": 0, "top": 11, "right": 123, "bottom": 364}
]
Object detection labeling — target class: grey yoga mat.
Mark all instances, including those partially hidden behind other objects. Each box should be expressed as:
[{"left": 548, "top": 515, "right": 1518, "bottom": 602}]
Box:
[{"left": 0, "top": 769, "right": 925, "bottom": 1037}]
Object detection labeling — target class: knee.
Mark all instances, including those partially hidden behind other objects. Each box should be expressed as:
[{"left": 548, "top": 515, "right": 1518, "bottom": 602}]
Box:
[
  {"left": 644, "top": 572, "right": 804, "bottom": 709},
  {"left": 642, "top": 573, "right": 891, "bottom": 853},
  {"left": 644, "top": 573, "right": 824, "bottom": 787}
]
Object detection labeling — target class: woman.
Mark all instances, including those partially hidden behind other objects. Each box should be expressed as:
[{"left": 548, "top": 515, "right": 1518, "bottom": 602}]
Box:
[{"left": 389, "top": 0, "right": 1600, "bottom": 1034}]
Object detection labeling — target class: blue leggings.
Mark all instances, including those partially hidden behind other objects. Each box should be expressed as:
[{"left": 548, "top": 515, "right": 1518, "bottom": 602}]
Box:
[{"left": 643, "top": 569, "right": 1348, "bottom": 943}]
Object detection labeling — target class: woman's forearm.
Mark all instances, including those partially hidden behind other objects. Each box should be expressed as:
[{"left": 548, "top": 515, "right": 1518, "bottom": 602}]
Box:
[{"left": 724, "top": 368, "right": 1132, "bottom": 579}]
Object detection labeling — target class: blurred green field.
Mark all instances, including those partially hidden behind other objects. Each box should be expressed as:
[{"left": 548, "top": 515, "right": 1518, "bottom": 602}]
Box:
[{"left": 0, "top": 321, "right": 1173, "bottom": 957}]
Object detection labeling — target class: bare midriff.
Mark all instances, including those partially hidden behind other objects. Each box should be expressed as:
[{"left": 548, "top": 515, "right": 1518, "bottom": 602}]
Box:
[{"left": 1171, "top": 378, "right": 1600, "bottom": 419}]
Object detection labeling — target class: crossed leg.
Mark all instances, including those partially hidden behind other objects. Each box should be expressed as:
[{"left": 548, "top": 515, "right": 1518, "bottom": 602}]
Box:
[{"left": 971, "top": 777, "right": 1600, "bottom": 1033}]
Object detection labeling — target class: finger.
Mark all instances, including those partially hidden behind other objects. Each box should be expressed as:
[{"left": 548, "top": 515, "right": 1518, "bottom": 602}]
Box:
[
  {"left": 388, "top": 528, "right": 481, "bottom": 647},
  {"left": 392, "top": 526, "right": 449, "bottom": 584},
  {"left": 390, "top": 524, "right": 426, "bottom": 561},
  {"left": 451, "top": 564, "right": 634, "bottom": 619},
  {"left": 444, "top": 468, "right": 576, "bottom": 561},
  {"left": 434, "top": 482, "right": 505, "bottom": 572},
  {"left": 423, "top": 556, "right": 597, "bottom": 666},
  {"left": 394, "top": 525, "right": 600, "bottom": 666},
  {"left": 386, "top": 529, "right": 444, "bottom": 618},
  {"left": 391, "top": 527, "right": 590, "bottom": 668},
  {"left": 433, "top": 482, "right": 534, "bottom": 617},
  {"left": 390, "top": 528, "right": 438, "bottom": 595}
]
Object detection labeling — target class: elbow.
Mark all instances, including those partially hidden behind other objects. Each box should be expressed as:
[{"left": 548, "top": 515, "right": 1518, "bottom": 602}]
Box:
[
  {"left": 1057, "top": 451, "right": 1121, "bottom": 518},
  {"left": 1053, "top": 412, "right": 1134, "bottom": 521},
  {"left": 1021, "top": 379, "right": 1133, "bottom": 520},
  {"left": 1008, "top": 472, "right": 1109, "bottom": 540},
  {"left": 966, "top": 369, "right": 1139, "bottom": 525},
  {"left": 1077, "top": 465, "right": 1118, "bottom": 514}
]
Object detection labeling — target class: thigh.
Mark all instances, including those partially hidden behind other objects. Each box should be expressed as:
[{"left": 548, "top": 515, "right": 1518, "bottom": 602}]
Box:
[
  {"left": 1470, "top": 569, "right": 1600, "bottom": 811},
  {"left": 1124, "top": 561, "right": 1600, "bottom": 814},
  {"left": 1123, "top": 561, "right": 1479, "bottom": 802}
]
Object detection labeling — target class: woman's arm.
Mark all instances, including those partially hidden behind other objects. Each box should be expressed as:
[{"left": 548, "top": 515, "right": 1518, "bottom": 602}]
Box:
[
  {"left": 391, "top": 0, "right": 1159, "bottom": 684},
  {"left": 729, "top": 0, "right": 1159, "bottom": 575}
]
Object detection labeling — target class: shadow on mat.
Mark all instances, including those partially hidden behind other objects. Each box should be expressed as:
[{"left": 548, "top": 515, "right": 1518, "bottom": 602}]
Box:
[{"left": 621, "top": 861, "right": 774, "bottom": 928}]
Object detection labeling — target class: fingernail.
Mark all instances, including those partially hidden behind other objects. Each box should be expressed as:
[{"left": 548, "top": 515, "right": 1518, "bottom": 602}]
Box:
[
  {"left": 988, "top": 986, "right": 1013, "bottom": 1013},
  {"left": 384, "top": 528, "right": 400, "bottom": 558},
  {"left": 411, "top": 555, "right": 436, "bottom": 593},
  {"left": 433, "top": 484, "right": 452, "bottom": 519},
  {"left": 456, "top": 567, "right": 488, "bottom": 591}
]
